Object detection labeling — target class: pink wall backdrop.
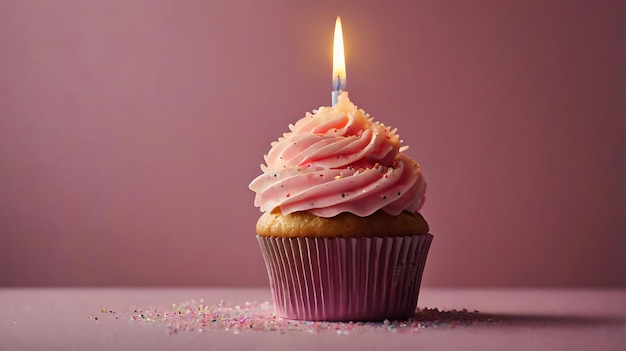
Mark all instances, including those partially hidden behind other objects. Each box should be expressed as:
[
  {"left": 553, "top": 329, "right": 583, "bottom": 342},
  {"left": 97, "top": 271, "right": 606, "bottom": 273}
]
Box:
[{"left": 0, "top": 0, "right": 624, "bottom": 287}]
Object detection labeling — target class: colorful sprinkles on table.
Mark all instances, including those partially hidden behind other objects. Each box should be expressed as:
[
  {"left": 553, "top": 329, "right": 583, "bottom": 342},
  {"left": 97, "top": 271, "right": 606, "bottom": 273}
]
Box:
[{"left": 92, "top": 300, "right": 502, "bottom": 335}]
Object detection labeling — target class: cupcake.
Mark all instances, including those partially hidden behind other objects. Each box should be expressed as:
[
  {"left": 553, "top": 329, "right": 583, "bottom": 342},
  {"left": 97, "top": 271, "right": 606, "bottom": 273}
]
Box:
[{"left": 249, "top": 92, "right": 432, "bottom": 321}]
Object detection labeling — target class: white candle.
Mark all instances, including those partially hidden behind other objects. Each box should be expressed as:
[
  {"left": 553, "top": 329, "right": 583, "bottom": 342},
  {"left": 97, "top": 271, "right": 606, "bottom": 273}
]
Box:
[{"left": 332, "top": 16, "right": 346, "bottom": 106}]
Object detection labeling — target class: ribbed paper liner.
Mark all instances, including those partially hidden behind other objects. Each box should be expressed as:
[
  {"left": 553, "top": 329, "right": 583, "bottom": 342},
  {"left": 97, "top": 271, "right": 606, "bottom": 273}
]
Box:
[{"left": 257, "top": 234, "right": 433, "bottom": 321}]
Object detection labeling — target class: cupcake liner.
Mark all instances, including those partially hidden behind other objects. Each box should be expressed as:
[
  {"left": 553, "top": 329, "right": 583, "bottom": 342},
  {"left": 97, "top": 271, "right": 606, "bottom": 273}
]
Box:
[{"left": 257, "top": 234, "right": 433, "bottom": 321}]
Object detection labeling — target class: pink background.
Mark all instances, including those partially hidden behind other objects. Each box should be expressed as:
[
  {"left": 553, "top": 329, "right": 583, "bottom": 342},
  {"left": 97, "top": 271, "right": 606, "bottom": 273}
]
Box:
[{"left": 0, "top": 0, "right": 624, "bottom": 287}]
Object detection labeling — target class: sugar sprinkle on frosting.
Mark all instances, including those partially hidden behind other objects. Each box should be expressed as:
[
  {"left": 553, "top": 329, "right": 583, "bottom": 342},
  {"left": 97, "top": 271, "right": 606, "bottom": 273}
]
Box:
[{"left": 249, "top": 92, "right": 426, "bottom": 218}]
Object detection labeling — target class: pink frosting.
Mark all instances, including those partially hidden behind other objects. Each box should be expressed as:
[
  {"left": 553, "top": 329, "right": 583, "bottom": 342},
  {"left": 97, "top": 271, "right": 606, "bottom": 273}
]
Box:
[{"left": 249, "top": 92, "right": 426, "bottom": 217}]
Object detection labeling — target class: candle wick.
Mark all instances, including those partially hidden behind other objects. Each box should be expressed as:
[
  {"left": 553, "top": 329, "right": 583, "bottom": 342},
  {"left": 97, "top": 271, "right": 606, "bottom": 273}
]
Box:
[{"left": 335, "top": 75, "right": 341, "bottom": 91}]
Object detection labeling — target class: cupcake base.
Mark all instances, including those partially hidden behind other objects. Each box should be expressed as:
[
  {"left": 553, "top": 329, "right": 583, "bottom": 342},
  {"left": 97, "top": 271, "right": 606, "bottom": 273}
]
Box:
[{"left": 257, "top": 234, "right": 433, "bottom": 321}]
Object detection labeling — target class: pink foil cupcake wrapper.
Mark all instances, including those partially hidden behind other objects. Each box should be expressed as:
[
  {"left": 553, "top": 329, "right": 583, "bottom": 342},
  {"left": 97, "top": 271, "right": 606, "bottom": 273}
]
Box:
[{"left": 257, "top": 234, "right": 433, "bottom": 321}]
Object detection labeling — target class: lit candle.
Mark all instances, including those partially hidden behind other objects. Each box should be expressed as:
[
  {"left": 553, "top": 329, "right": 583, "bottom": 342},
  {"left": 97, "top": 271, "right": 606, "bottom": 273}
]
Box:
[{"left": 332, "top": 16, "right": 346, "bottom": 106}]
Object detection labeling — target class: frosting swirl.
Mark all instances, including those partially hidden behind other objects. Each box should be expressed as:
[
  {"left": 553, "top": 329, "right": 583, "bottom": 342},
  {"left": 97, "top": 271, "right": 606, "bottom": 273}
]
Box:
[{"left": 249, "top": 92, "right": 426, "bottom": 218}]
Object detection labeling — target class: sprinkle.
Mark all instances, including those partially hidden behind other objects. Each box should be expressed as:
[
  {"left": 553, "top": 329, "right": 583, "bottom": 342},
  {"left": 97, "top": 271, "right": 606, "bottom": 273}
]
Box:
[
  {"left": 341, "top": 193, "right": 346, "bottom": 198},
  {"left": 104, "top": 300, "right": 501, "bottom": 335}
]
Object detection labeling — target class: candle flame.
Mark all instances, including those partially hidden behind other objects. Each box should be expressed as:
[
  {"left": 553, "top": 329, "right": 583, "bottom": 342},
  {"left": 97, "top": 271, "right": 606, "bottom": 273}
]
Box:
[{"left": 332, "top": 16, "right": 346, "bottom": 91}]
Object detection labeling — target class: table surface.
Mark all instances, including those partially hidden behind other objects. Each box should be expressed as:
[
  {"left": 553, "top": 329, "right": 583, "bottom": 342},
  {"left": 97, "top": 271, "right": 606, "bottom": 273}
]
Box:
[{"left": 1, "top": 288, "right": 625, "bottom": 351}]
